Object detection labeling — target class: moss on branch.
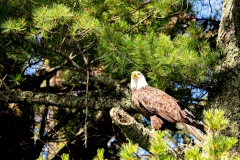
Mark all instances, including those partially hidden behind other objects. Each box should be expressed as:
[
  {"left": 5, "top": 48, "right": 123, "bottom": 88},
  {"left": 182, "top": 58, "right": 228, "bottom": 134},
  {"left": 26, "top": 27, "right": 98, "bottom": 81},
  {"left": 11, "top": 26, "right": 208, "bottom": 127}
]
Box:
[{"left": 110, "top": 107, "right": 154, "bottom": 150}]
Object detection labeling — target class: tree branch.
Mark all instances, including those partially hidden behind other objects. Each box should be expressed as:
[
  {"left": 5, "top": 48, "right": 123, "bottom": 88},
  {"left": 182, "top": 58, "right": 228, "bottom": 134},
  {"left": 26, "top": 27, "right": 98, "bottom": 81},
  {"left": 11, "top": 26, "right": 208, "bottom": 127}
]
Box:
[
  {"left": 0, "top": 91, "right": 88, "bottom": 108},
  {"left": 0, "top": 90, "right": 136, "bottom": 112},
  {"left": 110, "top": 107, "right": 154, "bottom": 150}
]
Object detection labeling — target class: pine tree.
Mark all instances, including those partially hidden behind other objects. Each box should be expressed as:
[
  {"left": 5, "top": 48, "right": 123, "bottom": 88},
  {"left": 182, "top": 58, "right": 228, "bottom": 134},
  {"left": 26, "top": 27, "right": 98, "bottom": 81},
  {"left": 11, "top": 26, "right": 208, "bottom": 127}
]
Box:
[{"left": 0, "top": 0, "right": 239, "bottom": 159}]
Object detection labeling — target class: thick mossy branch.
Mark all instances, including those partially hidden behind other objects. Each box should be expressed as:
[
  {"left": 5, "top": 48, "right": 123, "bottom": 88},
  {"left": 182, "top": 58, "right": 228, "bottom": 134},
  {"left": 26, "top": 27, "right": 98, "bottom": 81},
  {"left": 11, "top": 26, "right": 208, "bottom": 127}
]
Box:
[
  {"left": 110, "top": 107, "right": 154, "bottom": 150},
  {"left": 0, "top": 91, "right": 90, "bottom": 108},
  {"left": 0, "top": 91, "right": 136, "bottom": 112}
]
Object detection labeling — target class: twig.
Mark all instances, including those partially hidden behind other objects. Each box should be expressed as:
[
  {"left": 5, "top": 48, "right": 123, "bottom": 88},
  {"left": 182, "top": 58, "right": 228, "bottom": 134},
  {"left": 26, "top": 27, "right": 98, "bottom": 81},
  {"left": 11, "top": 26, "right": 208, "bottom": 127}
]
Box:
[
  {"left": 17, "top": 33, "right": 83, "bottom": 70},
  {"left": 125, "top": 9, "right": 155, "bottom": 33},
  {"left": 58, "top": 34, "right": 67, "bottom": 52},
  {"left": 208, "top": 0, "right": 213, "bottom": 15},
  {"left": 0, "top": 74, "right": 8, "bottom": 88},
  {"left": 84, "top": 66, "right": 89, "bottom": 148},
  {"left": 76, "top": 42, "right": 90, "bottom": 148}
]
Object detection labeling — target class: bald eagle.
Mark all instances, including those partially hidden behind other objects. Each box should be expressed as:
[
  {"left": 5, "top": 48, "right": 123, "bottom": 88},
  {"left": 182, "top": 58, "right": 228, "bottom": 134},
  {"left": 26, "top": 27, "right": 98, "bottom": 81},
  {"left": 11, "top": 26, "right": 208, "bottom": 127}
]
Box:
[{"left": 130, "top": 71, "right": 205, "bottom": 142}]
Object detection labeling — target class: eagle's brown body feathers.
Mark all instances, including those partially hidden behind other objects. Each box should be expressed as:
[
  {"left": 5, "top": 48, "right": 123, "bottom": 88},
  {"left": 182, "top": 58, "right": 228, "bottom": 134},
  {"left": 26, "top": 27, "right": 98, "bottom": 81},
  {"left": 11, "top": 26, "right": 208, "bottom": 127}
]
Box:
[
  {"left": 132, "top": 86, "right": 204, "bottom": 132},
  {"left": 131, "top": 71, "right": 205, "bottom": 142}
]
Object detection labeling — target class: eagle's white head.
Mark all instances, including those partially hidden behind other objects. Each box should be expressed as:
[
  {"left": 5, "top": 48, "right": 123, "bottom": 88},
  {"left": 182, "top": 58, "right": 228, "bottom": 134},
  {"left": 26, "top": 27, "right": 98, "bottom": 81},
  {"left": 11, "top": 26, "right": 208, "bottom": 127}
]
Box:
[{"left": 130, "top": 71, "right": 148, "bottom": 90}]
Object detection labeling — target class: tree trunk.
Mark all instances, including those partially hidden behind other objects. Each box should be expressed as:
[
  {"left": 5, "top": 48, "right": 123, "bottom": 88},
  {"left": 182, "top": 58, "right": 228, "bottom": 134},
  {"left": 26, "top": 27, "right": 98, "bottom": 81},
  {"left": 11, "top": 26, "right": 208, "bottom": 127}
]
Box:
[{"left": 208, "top": 0, "right": 240, "bottom": 150}]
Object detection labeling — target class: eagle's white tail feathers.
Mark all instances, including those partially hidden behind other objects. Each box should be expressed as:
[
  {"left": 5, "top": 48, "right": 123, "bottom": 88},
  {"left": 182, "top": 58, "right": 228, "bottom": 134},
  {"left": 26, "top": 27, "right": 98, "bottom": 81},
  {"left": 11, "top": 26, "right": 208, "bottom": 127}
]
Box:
[{"left": 176, "top": 122, "right": 204, "bottom": 142}]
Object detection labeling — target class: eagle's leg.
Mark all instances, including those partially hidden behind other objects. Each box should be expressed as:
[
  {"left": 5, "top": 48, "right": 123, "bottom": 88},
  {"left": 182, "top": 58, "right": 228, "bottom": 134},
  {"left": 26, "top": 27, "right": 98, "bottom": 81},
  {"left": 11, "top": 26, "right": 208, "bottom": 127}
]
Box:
[{"left": 150, "top": 115, "right": 164, "bottom": 131}]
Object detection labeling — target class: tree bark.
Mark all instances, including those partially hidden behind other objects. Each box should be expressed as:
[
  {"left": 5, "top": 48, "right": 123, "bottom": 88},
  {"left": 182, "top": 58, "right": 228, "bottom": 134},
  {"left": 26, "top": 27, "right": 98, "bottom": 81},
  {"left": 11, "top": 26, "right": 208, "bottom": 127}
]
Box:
[
  {"left": 110, "top": 107, "right": 154, "bottom": 150},
  {"left": 0, "top": 90, "right": 135, "bottom": 111},
  {"left": 208, "top": 0, "right": 240, "bottom": 150},
  {"left": 0, "top": 91, "right": 87, "bottom": 108}
]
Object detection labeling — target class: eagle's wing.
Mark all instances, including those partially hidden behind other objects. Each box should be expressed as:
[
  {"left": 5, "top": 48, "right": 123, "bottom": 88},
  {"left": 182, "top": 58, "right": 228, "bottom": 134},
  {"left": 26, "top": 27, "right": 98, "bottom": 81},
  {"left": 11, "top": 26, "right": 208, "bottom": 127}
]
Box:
[{"left": 136, "top": 86, "right": 188, "bottom": 123}]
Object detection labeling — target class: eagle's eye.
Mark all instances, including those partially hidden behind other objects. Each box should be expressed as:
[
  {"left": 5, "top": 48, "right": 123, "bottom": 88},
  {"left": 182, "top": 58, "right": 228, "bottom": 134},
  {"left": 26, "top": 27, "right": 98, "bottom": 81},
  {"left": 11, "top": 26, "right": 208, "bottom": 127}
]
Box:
[{"left": 137, "top": 72, "right": 141, "bottom": 75}]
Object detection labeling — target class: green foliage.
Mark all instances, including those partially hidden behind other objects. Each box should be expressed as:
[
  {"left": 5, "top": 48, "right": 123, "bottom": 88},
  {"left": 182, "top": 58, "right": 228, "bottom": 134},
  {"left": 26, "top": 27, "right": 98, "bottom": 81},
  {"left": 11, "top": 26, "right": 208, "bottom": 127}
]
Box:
[
  {"left": 117, "top": 131, "right": 174, "bottom": 160},
  {"left": 9, "top": 73, "right": 26, "bottom": 85},
  {"left": 36, "top": 154, "right": 44, "bottom": 160},
  {"left": 186, "top": 135, "right": 238, "bottom": 160},
  {"left": 94, "top": 0, "right": 218, "bottom": 90},
  {"left": 185, "top": 147, "right": 205, "bottom": 160},
  {"left": 149, "top": 131, "right": 174, "bottom": 160},
  {"left": 118, "top": 140, "right": 139, "bottom": 160},
  {"left": 32, "top": 4, "right": 73, "bottom": 37},
  {"left": 99, "top": 28, "right": 217, "bottom": 89},
  {"left": 61, "top": 153, "right": 70, "bottom": 160},
  {"left": 95, "top": 0, "right": 190, "bottom": 33},
  {"left": 93, "top": 148, "right": 105, "bottom": 160},
  {"left": 1, "top": 0, "right": 217, "bottom": 91},
  {"left": 2, "top": 18, "right": 27, "bottom": 33},
  {"left": 185, "top": 109, "right": 239, "bottom": 160},
  {"left": 203, "top": 109, "right": 229, "bottom": 132},
  {"left": 205, "top": 135, "right": 237, "bottom": 158},
  {"left": 70, "top": 12, "right": 101, "bottom": 35}
]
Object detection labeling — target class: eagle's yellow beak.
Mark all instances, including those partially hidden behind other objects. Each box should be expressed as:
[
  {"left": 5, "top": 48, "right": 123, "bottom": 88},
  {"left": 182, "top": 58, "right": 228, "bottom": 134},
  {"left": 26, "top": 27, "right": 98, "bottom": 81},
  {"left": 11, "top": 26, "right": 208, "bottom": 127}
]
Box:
[{"left": 131, "top": 72, "right": 139, "bottom": 78}]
